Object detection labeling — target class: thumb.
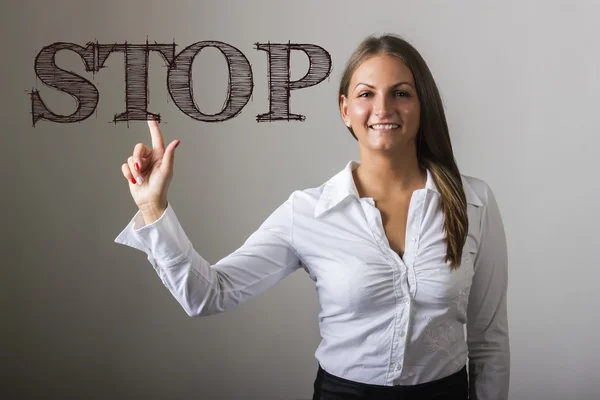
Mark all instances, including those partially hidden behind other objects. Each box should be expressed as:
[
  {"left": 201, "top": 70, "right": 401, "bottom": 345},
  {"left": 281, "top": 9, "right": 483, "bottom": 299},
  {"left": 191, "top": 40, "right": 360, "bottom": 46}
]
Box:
[{"left": 161, "top": 140, "right": 180, "bottom": 173}]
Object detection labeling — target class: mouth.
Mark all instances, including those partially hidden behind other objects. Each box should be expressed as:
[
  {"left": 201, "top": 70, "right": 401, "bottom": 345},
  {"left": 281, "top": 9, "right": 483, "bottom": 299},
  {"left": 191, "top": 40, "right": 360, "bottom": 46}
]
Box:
[{"left": 369, "top": 123, "right": 401, "bottom": 131}]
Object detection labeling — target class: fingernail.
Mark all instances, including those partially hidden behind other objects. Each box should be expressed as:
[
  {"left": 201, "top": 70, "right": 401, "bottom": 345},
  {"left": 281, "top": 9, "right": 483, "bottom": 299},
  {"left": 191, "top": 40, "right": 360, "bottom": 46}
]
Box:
[
  {"left": 130, "top": 178, "right": 137, "bottom": 184},
  {"left": 175, "top": 141, "right": 180, "bottom": 149},
  {"left": 135, "top": 162, "right": 140, "bottom": 171},
  {"left": 137, "top": 176, "right": 143, "bottom": 185}
]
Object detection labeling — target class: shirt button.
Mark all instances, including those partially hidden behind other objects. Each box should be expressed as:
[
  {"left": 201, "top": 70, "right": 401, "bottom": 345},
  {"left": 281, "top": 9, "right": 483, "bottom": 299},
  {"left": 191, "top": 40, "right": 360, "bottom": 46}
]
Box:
[
  {"left": 401, "top": 297, "right": 408, "bottom": 304},
  {"left": 411, "top": 238, "right": 417, "bottom": 244},
  {"left": 399, "top": 330, "right": 406, "bottom": 338}
]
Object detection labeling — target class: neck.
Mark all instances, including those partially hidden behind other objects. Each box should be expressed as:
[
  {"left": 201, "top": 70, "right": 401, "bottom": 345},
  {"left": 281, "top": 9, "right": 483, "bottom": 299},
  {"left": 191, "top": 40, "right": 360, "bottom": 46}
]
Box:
[{"left": 353, "top": 146, "right": 426, "bottom": 200}]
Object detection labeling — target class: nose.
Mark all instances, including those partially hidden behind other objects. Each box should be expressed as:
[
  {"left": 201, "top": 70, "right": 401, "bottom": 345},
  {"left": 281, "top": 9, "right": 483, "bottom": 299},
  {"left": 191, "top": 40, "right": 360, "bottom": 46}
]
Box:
[{"left": 373, "top": 94, "right": 393, "bottom": 117}]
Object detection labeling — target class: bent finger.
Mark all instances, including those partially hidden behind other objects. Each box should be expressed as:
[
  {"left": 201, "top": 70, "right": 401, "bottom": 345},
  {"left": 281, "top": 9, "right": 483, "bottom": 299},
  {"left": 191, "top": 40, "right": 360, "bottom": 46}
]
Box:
[
  {"left": 132, "top": 143, "right": 152, "bottom": 173},
  {"left": 127, "top": 156, "right": 144, "bottom": 186},
  {"left": 121, "top": 163, "right": 137, "bottom": 185}
]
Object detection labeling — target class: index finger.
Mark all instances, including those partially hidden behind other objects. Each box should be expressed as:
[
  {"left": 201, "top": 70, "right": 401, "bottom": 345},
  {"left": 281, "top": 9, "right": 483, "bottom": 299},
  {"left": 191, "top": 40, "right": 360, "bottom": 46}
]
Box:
[{"left": 147, "top": 120, "right": 165, "bottom": 150}]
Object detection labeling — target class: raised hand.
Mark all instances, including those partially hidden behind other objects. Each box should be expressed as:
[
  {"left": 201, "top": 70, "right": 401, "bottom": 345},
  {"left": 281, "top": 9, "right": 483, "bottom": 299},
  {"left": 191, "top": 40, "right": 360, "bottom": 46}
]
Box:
[{"left": 121, "top": 120, "right": 180, "bottom": 224}]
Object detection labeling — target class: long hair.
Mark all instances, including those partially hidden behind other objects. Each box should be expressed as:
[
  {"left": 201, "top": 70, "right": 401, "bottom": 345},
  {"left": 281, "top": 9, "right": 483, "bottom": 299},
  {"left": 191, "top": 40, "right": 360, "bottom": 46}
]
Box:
[{"left": 338, "top": 34, "right": 468, "bottom": 270}]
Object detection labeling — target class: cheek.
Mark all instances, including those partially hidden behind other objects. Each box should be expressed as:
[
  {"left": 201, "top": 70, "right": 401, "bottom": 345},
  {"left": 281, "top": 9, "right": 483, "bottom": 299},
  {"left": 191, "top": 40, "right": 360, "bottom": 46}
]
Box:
[
  {"left": 349, "top": 102, "right": 370, "bottom": 122},
  {"left": 401, "top": 103, "right": 420, "bottom": 124}
]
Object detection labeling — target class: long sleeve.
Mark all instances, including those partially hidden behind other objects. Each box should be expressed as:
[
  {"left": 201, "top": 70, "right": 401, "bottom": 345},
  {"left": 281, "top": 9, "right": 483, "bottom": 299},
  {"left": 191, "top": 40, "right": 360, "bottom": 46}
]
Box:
[
  {"left": 114, "top": 195, "right": 302, "bottom": 317},
  {"left": 466, "top": 183, "right": 510, "bottom": 400}
]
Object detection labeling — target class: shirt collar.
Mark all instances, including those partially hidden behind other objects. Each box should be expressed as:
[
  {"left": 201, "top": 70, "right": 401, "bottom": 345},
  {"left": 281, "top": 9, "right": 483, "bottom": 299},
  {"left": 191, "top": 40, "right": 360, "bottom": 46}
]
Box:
[{"left": 314, "top": 161, "right": 482, "bottom": 218}]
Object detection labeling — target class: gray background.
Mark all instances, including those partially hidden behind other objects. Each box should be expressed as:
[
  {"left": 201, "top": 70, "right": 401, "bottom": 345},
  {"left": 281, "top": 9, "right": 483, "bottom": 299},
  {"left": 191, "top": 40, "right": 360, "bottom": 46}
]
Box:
[{"left": 3, "top": 0, "right": 599, "bottom": 399}]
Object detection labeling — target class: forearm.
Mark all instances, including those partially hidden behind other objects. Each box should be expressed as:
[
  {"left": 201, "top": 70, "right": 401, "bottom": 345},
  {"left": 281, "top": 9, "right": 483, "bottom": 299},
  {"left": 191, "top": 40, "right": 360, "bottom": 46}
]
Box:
[
  {"left": 156, "top": 248, "right": 300, "bottom": 317},
  {"left": 468, "top": 333, "right": 510, "bottom": 400},
  {"left": 115, "top": 197, "right": 302, "bottom": 317}
]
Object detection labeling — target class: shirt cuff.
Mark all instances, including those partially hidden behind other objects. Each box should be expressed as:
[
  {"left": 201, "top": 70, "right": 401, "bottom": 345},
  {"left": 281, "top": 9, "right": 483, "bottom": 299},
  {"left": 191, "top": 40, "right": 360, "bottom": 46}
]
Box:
[{"left": 114, "top": 203, "right": 192, "bottom": 266}]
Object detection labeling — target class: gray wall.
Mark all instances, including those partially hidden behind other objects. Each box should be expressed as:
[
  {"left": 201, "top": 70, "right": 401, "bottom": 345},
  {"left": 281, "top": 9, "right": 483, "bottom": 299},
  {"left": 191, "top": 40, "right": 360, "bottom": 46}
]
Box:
[{"left": 4, "top": 0, "right": 600, "bottom": 399}]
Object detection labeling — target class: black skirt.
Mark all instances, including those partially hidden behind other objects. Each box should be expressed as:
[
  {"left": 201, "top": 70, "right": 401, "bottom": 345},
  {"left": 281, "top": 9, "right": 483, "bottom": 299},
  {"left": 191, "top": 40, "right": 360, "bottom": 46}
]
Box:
[{"left": 312, "top": 365, "right": 468, "bottom": 400}]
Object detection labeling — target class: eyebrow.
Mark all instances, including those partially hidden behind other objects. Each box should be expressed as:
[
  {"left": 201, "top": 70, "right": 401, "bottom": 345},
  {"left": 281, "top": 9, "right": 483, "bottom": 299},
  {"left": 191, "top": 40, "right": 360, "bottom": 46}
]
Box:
[{"left": 354, "top": 82, "right": 413, "bottom": 90}]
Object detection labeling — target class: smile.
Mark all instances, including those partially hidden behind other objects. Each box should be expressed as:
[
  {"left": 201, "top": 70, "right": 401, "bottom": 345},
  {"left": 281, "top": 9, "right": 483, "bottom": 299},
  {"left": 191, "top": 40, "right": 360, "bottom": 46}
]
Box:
[{"left": 369, "top": 123, "right": 400, "bottom": 130}]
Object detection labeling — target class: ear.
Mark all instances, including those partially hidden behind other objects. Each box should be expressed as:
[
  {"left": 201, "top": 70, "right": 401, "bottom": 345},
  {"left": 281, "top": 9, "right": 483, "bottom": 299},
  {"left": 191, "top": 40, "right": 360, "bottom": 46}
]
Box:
[{"left": 339, "top": 94, "right": 351, "bottom": 127}]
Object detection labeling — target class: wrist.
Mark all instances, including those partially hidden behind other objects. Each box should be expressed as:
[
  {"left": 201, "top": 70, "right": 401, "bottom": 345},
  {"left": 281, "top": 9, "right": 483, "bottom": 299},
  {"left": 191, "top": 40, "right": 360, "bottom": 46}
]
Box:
[{"left": 139, "top": 201, "right": 167, "bottom": 225}]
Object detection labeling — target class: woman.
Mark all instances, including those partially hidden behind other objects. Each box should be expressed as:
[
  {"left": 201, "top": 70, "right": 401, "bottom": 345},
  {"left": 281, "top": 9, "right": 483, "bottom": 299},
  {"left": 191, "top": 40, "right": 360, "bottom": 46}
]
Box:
[{"left": 116, "top": 34, "right": 509, "bottom": 400}]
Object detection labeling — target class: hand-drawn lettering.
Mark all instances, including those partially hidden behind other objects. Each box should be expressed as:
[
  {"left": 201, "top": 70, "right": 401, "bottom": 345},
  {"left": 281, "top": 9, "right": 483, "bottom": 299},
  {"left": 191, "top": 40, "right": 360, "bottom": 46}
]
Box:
[
  {"left": 30, "top": 40, "right": 332, "bottom": 126},
  {"left": 30, "top": 42, "right": 98, "bottom": 126},
  {"left": 167, "top": 41, "right": 254, "bottom": 122},
  {"left": 96, "top": 42, "right": 176, "bottom": 123},
  {"left": 254, "top": 43, "right": 332, "bottom": 122}
]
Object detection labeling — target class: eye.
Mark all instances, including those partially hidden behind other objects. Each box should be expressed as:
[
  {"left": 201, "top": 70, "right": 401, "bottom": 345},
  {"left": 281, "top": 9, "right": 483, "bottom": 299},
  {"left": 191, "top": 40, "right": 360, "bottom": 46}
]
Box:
[
  {"left": 395, "top": 91, "right": 410, "bottom": 97},
  {"left": 358, "top": 91, "right": 372, "bottom": 98}
]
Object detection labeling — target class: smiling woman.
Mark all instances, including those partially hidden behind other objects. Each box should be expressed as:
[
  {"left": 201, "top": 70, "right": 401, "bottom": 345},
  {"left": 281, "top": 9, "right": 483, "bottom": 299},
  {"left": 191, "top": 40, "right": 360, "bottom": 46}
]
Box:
[
  {"left": 340, "top": 55, "right": 421, "bottom": 152},
  {"left": 338, "top": 35, "right": 468, "bottom": 271},
  {"left": 115, "top": 33, "right": 509, "bottom": 400}
]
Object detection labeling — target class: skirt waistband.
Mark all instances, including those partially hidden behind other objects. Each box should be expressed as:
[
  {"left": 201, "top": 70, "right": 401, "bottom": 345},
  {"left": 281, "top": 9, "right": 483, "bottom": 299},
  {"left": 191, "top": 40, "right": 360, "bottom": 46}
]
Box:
[{"left": 314, "top": 365, "right": 468, "bottom": 399}]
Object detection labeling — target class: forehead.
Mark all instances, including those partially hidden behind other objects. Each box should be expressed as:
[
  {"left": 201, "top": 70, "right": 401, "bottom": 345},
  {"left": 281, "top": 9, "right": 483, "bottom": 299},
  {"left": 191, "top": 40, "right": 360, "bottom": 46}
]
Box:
[{"left": 350, "top": 54, "right": 414, "bottom": 86}]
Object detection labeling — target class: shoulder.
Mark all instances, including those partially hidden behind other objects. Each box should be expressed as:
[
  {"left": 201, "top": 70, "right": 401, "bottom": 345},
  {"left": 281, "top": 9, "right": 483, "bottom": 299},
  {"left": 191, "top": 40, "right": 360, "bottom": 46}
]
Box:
[
  {"left": 287, "top": 182, "right": 328, "bottom": 216},
  {"left": 286, "top": 161, "right": 356, "bottom": 216},
  {"left": 460, "top": 173, "right": 496, "bottom": 208}
]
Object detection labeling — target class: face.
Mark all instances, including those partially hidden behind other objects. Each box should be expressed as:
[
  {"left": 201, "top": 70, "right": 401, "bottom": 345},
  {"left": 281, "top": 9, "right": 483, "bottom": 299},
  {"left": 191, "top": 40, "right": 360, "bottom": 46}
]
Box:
[{"left": 340, "top": 54, "right": 421, "bottom": 152}]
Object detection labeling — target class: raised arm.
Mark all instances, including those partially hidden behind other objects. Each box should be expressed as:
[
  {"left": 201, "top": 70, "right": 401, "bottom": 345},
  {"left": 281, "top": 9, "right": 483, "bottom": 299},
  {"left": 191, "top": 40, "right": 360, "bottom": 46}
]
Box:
[
  {"left": 116, "top": 121, "right": 302, "bottom": 316},
  {"left": 115, "top": 196, "right": 301, "bottom": 316}
]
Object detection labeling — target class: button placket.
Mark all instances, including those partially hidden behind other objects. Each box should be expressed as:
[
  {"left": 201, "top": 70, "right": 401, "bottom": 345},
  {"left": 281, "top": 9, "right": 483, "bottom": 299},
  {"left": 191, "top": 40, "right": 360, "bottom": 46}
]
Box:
[
  {"left": 394, "top": 354, "right": 404, "bottom": 372},
  {"left": 363, "top": 195, "right": 416, "bottom": 380}
]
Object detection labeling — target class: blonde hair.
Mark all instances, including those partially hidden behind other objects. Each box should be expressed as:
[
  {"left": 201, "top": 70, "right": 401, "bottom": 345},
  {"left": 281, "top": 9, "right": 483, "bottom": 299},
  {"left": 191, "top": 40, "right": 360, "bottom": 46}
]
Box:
[{"left": 339, "top": 34, "right": 468, "bottom": 270}]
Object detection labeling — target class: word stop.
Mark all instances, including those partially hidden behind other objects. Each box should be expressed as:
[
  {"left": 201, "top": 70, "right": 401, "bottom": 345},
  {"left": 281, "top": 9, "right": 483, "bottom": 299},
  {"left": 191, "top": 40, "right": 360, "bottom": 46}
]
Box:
[{"left": 30, "top": 41, "right": 333, "bottom": 125}]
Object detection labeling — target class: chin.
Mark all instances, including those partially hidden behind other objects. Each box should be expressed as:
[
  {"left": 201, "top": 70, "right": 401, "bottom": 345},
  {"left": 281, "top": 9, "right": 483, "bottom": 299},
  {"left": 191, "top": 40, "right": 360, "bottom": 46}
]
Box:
[
  {"left": 368, "top": 135, "right": 399, "bottom": 147},
  {"left": 366, "top": 141, "right": 398, "bottom": 152},
  {"left": 366, "top": 132, "right": 416, "bottom": 150}
]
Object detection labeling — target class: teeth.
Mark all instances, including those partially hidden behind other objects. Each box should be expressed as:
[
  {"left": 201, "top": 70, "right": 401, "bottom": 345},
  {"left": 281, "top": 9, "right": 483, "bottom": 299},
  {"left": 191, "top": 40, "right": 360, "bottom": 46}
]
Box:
[{"left": 371, "top": 124, "right": 399, "bottom": 130}]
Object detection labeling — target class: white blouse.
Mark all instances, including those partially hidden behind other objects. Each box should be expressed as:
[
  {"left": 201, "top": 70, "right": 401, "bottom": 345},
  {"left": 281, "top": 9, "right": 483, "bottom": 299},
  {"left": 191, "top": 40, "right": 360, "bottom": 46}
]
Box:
[{"left": 115, "top": 161, "right": 510, "bottom": 400}]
